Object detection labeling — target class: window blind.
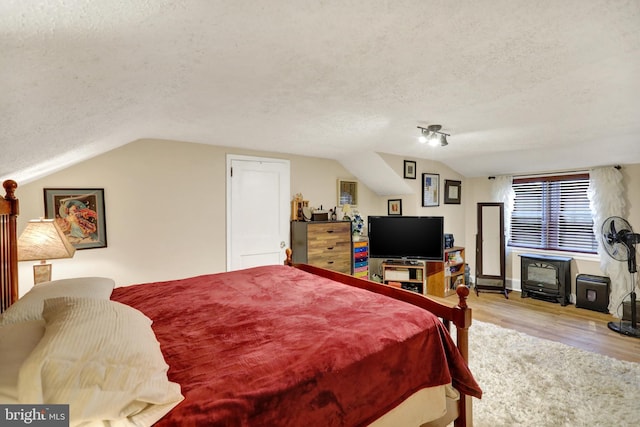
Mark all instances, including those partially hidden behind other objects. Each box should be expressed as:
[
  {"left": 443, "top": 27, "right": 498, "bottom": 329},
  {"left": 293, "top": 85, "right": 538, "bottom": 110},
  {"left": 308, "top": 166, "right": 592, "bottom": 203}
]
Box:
[{"left": 510, "top": 174, "right": 597, "bottom": 253}]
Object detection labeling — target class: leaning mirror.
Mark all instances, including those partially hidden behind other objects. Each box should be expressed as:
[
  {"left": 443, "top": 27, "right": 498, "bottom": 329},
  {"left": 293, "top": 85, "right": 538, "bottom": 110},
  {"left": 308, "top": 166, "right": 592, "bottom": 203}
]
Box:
[{"left": 475, "top": 202, "right": 507, "bottom": 298}]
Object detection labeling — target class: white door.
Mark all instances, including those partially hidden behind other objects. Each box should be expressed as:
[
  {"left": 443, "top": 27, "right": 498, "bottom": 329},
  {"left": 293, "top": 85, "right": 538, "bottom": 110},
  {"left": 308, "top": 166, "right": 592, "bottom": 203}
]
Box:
[{"left": 226, "top": 155, "right": 290, "bottom": 271}]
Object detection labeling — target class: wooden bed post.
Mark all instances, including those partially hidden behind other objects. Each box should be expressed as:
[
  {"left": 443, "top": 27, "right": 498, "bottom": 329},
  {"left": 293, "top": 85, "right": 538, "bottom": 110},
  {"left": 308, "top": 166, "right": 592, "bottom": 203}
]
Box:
[
  {"left": 454, "top": 284, "right": 471, "bottom": 361},
  {"left": 454, "top": 284, "right": 472, "bottom": 427},
  {"left": 284, "top": 248, "right": 293, "bottom": 266},
  {"left": 0, "top": 179, "right": 19, "bottom": 313}
]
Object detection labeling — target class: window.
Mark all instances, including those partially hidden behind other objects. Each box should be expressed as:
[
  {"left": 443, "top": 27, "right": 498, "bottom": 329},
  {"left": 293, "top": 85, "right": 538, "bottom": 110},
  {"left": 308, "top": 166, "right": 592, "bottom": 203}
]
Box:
[{"left": 510, "top": 174, "right": 597, "bottom": 253}]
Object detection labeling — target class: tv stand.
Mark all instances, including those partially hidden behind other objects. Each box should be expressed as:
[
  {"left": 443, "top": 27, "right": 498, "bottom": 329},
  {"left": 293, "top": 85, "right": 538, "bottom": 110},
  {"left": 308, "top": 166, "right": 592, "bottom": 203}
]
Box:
[
  {"left": 381, "top": 248, "right": 466, "bottom": 297},
  {"left": 385, "top": 259, "right": 421, "bottom": 266},
  {"left": 382, "top": 260, "right": 427, "bottom": 295}
]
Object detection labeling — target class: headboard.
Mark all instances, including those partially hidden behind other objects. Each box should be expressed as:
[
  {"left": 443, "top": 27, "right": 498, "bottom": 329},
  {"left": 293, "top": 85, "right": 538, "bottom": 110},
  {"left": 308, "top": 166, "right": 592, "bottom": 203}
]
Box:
[{"left": 0, "top": 180, "right": 19, "bottom": 312}]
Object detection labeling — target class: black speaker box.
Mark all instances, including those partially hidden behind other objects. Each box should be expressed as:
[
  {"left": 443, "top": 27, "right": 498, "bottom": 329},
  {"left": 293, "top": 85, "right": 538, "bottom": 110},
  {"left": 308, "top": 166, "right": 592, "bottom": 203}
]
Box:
[
  {"left": 575, "top": 274, "right": 610, "bottom": 313},
  {"left": 444, "top": 234, "right": 454, "bottom": 249}
]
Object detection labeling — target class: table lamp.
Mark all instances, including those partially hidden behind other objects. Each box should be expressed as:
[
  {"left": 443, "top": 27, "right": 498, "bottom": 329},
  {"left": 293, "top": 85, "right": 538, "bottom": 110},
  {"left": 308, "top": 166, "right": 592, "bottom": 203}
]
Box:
[{"left": 18, "top": 218, "right": 76, "bottom": 284}]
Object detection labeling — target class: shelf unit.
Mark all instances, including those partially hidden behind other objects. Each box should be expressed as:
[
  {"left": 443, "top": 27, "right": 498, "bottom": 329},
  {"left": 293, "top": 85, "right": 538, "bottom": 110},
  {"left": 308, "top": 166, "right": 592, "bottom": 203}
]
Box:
[
  {"left": 381, "top": 261, "right": 427, "bottom": 295},
  {"left": 426, "top": 247, "right": 466, "bottom": 298}
]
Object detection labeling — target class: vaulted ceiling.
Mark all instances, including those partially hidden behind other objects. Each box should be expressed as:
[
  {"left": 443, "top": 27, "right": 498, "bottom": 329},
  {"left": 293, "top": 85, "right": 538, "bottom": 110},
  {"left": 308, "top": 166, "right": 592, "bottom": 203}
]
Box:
[{"left": 2, "top": 1, "right": 639, "bottom": 186}]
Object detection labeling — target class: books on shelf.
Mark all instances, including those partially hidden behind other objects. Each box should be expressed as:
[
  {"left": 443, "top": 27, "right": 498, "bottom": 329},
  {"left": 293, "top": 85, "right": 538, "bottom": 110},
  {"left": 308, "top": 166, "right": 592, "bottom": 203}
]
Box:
[{"left": 447, "top": 250, "right": 463, "bottom": 264}]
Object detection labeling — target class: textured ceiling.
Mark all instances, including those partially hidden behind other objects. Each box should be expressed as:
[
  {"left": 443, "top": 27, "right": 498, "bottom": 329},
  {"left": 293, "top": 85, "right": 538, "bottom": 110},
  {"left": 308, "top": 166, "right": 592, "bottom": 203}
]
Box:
[{"left": 1, "top": 0, "right": 639, "bottom": 186}]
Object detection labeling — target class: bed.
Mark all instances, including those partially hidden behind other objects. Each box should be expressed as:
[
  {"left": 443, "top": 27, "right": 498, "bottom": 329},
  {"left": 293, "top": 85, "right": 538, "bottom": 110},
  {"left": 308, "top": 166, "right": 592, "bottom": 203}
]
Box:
[{"left": 0, "top": 180, "right": 481, "bottom": 426}]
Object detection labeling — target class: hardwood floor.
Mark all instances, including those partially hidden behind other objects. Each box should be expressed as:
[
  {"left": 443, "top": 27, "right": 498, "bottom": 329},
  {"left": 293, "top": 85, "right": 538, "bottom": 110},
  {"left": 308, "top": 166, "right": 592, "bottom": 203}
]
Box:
[{"left": 430, "top": 289, "right": 640, "bottom": 363}]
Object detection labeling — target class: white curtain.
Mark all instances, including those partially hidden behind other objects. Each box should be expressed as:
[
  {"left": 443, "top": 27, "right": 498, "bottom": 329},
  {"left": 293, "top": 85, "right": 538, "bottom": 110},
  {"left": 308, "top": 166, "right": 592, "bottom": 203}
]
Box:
[
  {"left": 587, "top": 166, "right": 631, "bottom": 316},
  {"left": 491, "top": 175, "right": 515, "bottom": 242}
]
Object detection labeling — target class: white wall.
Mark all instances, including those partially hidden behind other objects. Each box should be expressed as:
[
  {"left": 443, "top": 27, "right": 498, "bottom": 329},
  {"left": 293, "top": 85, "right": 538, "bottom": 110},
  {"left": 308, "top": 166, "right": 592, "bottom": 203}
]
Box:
[
  {"left": 16, "top": 140, "right": 469, "bottom": 295},
  {"left": 15, "top": 137, "right": 640, "bottom": 302},
  {"left": 16, "top": 139, "right": 381, "bottom": 293},
  {"left": 368, "top": 153, "right": 467, "bottom": 278}
]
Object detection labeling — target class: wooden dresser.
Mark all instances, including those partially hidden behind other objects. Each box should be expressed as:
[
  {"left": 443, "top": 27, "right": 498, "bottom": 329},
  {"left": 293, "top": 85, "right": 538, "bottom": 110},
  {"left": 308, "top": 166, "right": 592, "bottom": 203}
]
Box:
[{"left": 290, "top": 221, "right": 352, "bottom": 274}]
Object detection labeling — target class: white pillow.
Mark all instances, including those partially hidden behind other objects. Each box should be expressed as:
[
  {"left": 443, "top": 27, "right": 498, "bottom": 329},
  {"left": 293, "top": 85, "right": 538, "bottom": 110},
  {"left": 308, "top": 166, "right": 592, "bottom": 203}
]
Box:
[
  {"left": 0, "top": 319, "right": 45, "bottom": 403},
  {"left": 0, "top": 277, "right": 115, "bottom": 325},
  {"left": 18, "top": 297, "right": 183, "bottom": 427}
]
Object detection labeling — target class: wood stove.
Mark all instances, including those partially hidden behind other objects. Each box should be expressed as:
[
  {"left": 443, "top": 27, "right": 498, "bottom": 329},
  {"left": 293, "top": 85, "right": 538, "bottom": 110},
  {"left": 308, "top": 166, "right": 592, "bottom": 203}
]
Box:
[{"left": 520, "top": 253, "right": 572, "bottom": 306}]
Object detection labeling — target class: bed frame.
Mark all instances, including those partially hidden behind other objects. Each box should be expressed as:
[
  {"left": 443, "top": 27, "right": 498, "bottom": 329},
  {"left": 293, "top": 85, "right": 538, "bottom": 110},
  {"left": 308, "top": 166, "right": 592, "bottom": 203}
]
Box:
[
  {"left": 0, "top": 181, "right": 474, "bottom": 426},
  {"left": 285, "top": 249, "right": 474, "bottom": 427},
  {"left": 0, "top": 180, "right": 19, "bottom": 314}
]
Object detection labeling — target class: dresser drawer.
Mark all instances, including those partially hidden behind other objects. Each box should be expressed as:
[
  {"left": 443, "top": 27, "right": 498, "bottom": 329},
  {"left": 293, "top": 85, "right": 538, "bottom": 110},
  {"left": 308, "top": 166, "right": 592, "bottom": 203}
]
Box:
[
  {"left": 307, "top": 222, "right": 351, "bottom": 240},
  {"left": 308, "top": 239, "right": 351, "bottom": 254},
  {"left": 308, "top": 250, "right": 352, "bottom": 274}
]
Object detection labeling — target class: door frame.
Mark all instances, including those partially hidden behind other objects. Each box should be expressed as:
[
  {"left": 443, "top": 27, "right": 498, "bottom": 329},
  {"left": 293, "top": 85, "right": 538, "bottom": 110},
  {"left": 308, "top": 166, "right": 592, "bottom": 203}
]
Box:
[{"left": 225, "top": 154, "right": 290, "bottom": 271}]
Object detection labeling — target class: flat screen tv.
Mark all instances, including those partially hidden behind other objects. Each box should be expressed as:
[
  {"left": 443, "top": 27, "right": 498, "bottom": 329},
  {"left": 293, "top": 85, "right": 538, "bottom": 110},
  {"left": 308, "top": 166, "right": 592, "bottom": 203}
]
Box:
[{"left": 368, "top": 216, "right": 444, "bottom": 261}]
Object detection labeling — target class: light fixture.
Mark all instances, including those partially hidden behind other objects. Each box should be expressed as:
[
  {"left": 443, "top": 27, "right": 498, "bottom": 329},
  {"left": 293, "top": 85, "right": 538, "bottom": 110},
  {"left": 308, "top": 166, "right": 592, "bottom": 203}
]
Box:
[
  {"left": 18, "top": 218, "right": 76, "bottom": 284},
  {"left": 418, "top": 127, "right": 429, "bottom": 143},
  {"left": 417, "top": 125, "right": 450, "bottom": 147}
]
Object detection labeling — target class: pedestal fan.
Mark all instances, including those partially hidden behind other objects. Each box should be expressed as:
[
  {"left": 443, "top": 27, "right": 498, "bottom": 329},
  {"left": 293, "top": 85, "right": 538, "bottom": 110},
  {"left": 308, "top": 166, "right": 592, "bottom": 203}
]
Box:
[{"left": 601, "top": 216, "right": 640, "bottom": 338}]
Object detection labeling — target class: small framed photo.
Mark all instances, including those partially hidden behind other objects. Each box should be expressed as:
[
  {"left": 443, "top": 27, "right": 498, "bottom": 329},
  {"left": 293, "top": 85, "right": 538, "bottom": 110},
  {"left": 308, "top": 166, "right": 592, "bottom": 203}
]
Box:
[
  {"left": 422, "top": 173, "right": 440, "bottom": 207},
  {"left": 403, "top": 160, "right": 417, "bottom": 179},
  {"left": 444, "top": 180, "right": 462, "bottom": 204},
  {"left": 388, "top": 199, "right": 402, "bottom": 215},
  {"left": 44, "top": 188, "right": 107, "bottom": 250},
  {"left": 337, "top": 179, "right": 358, "bottom": 207}
]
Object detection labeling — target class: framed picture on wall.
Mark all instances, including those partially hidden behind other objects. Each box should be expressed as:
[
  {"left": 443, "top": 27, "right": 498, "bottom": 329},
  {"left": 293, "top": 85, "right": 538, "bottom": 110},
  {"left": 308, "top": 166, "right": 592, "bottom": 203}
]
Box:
[
  {"left": 403, "top": 160, "right": 417, "bottom": 179},
  {"left": 44, "top": 188, "right": 107, "bottom": 249},
  {"left": 422, "top": 173, "right": 439, "bottom": 207},
  {"left": 444, "top": 180, "right": 462, "bottom": 204},
  {"left": 337, "top": 179, "right": 358, "bottom": 206},
  {"left": 388, "top": 199, "right": 402, "bottom": 215}
]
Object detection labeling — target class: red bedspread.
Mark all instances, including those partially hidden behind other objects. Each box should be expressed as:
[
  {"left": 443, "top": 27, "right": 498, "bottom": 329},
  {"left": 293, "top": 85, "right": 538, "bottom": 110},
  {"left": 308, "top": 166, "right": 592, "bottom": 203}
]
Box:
[{"left": 111, "top": 265, "right": 480, "bottom": 426}]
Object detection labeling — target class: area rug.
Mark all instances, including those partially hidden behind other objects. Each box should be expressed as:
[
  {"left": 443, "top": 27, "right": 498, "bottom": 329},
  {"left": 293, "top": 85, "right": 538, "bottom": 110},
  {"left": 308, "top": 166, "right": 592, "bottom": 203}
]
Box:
[{"left": 467, "top": 321, "right": 640, "bottom": 427}]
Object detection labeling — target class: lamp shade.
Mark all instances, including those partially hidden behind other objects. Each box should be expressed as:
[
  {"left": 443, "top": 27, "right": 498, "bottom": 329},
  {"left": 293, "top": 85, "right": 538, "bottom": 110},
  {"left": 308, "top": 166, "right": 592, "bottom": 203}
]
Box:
[{"left": 18, "top": 219, "right": 76, "bottom": 261}]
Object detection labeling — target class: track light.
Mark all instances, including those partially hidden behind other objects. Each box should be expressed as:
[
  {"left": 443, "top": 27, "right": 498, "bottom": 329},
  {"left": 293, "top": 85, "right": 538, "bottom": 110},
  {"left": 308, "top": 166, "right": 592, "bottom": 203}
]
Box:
[
  {"left": 427, "top": 131, "right": 440, "bottom": 146},
  {"left": 418, "top": 128, "right": 428, "bottom": 143},
  {"left": 417, "top": 125, "right": 450, "bottom": 147}
]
